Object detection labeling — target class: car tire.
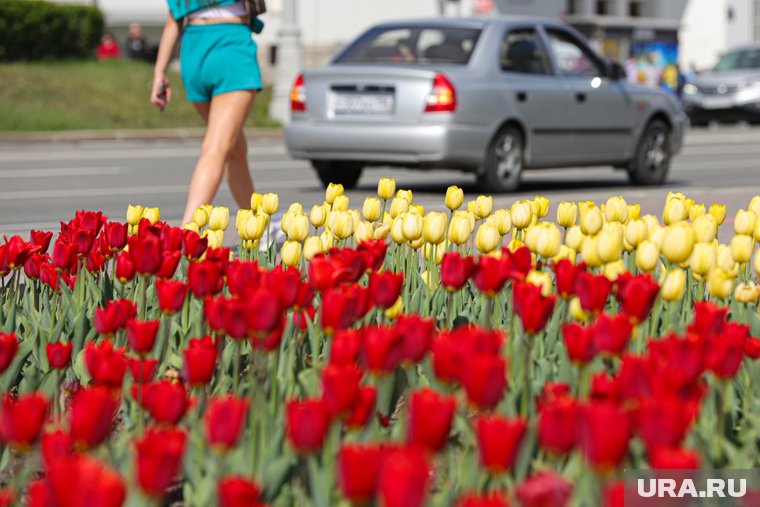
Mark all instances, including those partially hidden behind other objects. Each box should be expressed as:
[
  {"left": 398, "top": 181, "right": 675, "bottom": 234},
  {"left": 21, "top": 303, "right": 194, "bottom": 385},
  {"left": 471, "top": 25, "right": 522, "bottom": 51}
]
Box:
[
  {"left": 627, "top": 119, "right": 671, "bottom": 186},
  {"left": 311, "top": 161, "right": 363, "bottom": 189},
  {"left": 477, "top": 125, "right": 524, "bottom": 193}
]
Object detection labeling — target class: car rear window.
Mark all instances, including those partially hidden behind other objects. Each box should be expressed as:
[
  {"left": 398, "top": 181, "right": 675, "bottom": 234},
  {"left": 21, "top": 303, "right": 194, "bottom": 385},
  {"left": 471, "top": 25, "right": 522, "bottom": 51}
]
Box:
[{"left": 335, "top": 26, "right": 481, "bottom": 65}]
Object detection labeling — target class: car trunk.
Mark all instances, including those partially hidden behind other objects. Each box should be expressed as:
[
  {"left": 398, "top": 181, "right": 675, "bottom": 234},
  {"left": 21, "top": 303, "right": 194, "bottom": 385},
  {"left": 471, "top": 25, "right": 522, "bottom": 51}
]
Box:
[{"left": 300, "top": 65, "right": 442, "bottom": 124}]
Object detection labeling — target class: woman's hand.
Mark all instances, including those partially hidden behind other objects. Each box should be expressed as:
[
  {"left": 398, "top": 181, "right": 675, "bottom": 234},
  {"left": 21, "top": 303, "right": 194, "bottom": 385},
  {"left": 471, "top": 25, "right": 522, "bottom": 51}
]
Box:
[{"left": 151, "top": 75, "right": 171, "bottom": 110}]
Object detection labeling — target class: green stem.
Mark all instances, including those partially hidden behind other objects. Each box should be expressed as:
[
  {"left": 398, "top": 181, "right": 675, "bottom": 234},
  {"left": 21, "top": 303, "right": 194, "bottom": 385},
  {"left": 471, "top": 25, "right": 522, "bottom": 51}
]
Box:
[
  {"left": 233, "top": 340, "right": 243, "bottom": 395},
  {"left": 521, "top": 333, "right": 533, "bottom": 417}
]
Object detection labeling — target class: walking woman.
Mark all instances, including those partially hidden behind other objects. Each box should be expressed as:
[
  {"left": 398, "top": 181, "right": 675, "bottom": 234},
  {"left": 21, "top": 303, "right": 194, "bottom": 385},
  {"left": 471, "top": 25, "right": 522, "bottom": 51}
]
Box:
[{"left": 151, "top": 0, "right": 264, "bottom": 225}]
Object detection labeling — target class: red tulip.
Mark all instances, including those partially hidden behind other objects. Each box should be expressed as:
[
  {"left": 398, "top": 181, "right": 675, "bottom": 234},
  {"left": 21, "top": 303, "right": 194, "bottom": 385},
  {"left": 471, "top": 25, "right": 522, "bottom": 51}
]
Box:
[
  {"left": 156, "top": 279, "right": 188, "bottom": 315},
  {"left": 87, "top": 248, "right": 107, "bottom": 273},
  {"left": 286, "top": 398, "right": 332, "bottom": 454},
  {"left": 472, "top": 254, "right": 510, "bottom": 296},
  {"left": 41, "top": 429, "right": 73, "bottom": 467},
  {"left": 579, "top": 401, "right": 631, "bottom": 472},
  {"left": 515, "top": 471, "right": 572, "bottom": 507},
  {"left": 223, "top": 298, "right": 248, "bottom": 339},
  {"left": 327, "top": 247, "right": 365, "bottom": 284},
  {"left": 188, "top": 259, "right": 223, "bottom": 298},
  {"left": 0, "top": 392, "right": 48, "bottom": 451},
  {"left": 396, "top": 314, "right": 435, "bottom": 364},
  {"left": 265, "top": 265, "right": 303, "bottom": 308},
  {"left": 183, "top": 229, "right": 208, "bottom": 260},
  {"left": 474, "top": 414, "right": 527, "bottom": 474},
  {"left": 538, "top": 391, "right": 579, "bottom": 456},
  {"left": 321, "top": 285, "right": 370, "bottom": 335},
  {"left": 462, "top": 353, "right": 507, "bottom": 410},
  {"left": 160, "top": 226, "right": 184, "bottom": 253},
  {"left": 615, "top": 273, "right": 659, "bottom": 323},
  {"left": 369, "top": 270, "right": 404, "bottom": 308},
  {"left": 30, "top": 230, "right": 53, "bottom": 254},
  {"left": 251, "top": 317, "right": 286, "bottom": 351},
  {"left": 72, "top": 229, "right": 96, "bottom": 258},
  {"left": 513, "top": 281, "right": 556, "bottom": 335},
  {"left": 184, "top": 336, "right": 217, "bottom": 387},
  {"left": 23, "top": 253, "right": 46, "bottom": 279},
  {"left": 746, "top": 337, "right": 760, "bottom": 359},
  {"left": 156, "top": 250, "right": 181, "bottom": 279},
  {"left": 94, "top": 300, "right": 136, "bottom": 337},
  {"left": 603, "top": 482, "right": 625, "bottom": 507},
  {"left": 135, "top": 427, "right": 186, "bottom": 498},
  {"left": 361, "top": 324, "right": 405, "bottom": 374},
  {"left": 344, "top": 386, "right": 376, "bottom": 430},
  {"left": 0, "top": 244, "right": 7, "bottom": 277},
  {"left": 408, "top": 388, "right": 456, "bottom": 454},
  {"left": 636, "top": 396, "right": 691, "bottom": 453},
  {"left": 590, "top": 372, "right": 621, "bottom": 402},
  {"left": 227, "top": 260, "right": 262, "bottom": 298},
  {"left": 103, "top": 222, "right": 128, "bottom": 252},
  {"left": 432, "top": 326, "right": 504, "bottom": 384},
  {"left": 307, "top": 254, "right": 337, "bottom": 292},
  {"left": 128, "top": 357, "right": 158, "bottom": 384},
  {"left": 378, "top": 445, "right": 431, "bottom": 507},
  {"left": 5, "top": 235, "right": 41, "bottom": 269},
  {"left": 508, "top": 246, "right": 533, "bottom": 281},
  {"left": 690, "top": 300, "right": 728, "bottom": 337},
  {"left": 126, "top": 319, "right": 160, "bottom": 356},
  {"left": 84, "top": 340, "right": 127, "bottom": 389},
  {"left": 553, "top": 259, "right": 585, "bottom": 298},
  {"left": 356, "top": 239, "right": 387, "bottom": 272},
  {"left": 46, "top": 341, "right": 73, "bottom": 370},
  {"left": 330, "top": 329, "right": 362, "bottom": 367},
  {"left": 592, "top": 312, "right": 632, "bottom": 356},
  {"left": 338, "top": 443, "right": 387, "bottom": 503},
  {"left": 575, "top": 271, "right": 612, "bottom": 314},
  {"left": 650, "top": 447, "right": 700, "bottom": 469},
  {"left": 70, "top": 386, "right": 120, "bottom": 449},
  {"left": 245, "top": 287, "right": 283, "bottom": 337},
  {"left": 456, "top": 492, "right": 510, "bottom": 507},
  {"left": 27, "top": 480, "right": 51, "bottom": 507},
  {"left": 218, "top": 476, "right": 264, "bottom": 507},
  {"left": 561, "top": 323, "right": 595, "bottom": 365},
  {"left": 46, "top": 454, "right": 126, "bottom": 507},
  {"left": 705, "top": 321, "right": 748, "bottom": 379},
  {"left": 321, "top": 364, "right": 361, "bottom": 416},
  {"left": 128, "top": 234, "right": 162, "bottom": 277},
  {"left": 143, "top": 380, "right": 189, "bottom": 425},
  {"left": 205, "top": 396, "right": 248, "bottom": 452},
  {"left": 115, "top": 251, "right": 135, "bottom": 282},
  {"left": 441, "top": 252, "right": 475, "bottom": 292},
  {"left": 0, "top": 332, "right": 18, "bottom": 375},
  {"left": 205, "top": 296, "right": 227, "bottom": 333},
  {"left": 75, "top": 210, "right": 104, "bottom": 234},
  {"left": 52, "top": 240, "right": 77, "bottom": 272}
]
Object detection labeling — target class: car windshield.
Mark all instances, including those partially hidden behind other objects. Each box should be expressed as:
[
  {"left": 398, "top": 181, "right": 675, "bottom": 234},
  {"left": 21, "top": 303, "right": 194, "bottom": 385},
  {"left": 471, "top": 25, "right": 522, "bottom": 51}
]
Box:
[
  {"left": 336, "top": 26, "right": 481, "bottom": 65},
  {"left": 713, "top": 48, "right": 760, "bottom": 71}
]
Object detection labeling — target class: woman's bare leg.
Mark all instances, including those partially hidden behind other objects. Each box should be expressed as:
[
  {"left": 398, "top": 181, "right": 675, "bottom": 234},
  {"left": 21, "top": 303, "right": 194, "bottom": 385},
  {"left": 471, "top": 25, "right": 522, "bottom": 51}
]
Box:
[
  {"left": 226, "top": 130, "right": 255, "bottom": 209},
  {"left": 182, "top": 90, "right": 255, "bottom": 225}
]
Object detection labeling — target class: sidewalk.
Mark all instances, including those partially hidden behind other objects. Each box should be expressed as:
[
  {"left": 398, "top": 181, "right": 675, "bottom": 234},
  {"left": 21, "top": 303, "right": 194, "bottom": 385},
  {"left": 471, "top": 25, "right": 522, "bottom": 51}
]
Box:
[{"left": 0, "top": 127, "right": 284, "bottom": 144}]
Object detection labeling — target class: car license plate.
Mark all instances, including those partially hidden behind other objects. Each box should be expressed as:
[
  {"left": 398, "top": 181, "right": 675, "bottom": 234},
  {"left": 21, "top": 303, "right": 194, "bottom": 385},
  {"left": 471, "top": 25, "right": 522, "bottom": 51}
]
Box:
[
  {"left": 702, "top": 96, "right": 733, "bottom": 109},
  {"left": 334, "top": 93, "right": 394, "bottom": 115}
]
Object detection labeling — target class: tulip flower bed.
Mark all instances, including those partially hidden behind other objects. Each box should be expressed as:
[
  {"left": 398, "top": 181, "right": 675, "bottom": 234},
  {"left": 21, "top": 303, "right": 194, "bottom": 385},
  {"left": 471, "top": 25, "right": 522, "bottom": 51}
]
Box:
[{"left": 1, "top": 182, "right": 760, "bottom": 507}]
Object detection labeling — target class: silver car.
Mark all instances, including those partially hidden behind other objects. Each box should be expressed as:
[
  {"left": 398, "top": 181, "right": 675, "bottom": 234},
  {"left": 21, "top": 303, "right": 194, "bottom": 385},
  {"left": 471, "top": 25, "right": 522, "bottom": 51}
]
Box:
[
  {"left": 684, "top": 44, "right": 760, "bottom": 126},
  {"left": 285, "top": 17, "right": 685, "bottom": 192}
]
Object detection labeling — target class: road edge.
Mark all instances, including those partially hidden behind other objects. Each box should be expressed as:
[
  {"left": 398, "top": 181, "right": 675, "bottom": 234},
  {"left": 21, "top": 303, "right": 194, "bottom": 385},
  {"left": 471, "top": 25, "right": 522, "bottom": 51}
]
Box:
[{"left": 0, "top": 127, "right": 284, "bottom": 144}]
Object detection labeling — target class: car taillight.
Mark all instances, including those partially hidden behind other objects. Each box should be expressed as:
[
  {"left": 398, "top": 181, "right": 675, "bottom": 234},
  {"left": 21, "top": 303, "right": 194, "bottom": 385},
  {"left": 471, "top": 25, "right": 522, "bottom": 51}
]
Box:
[
  {"left": 425, "top": 73, "right": 457, "bottom": 113},
  {"left": 290, "top": 73, "right": 306, "bottom": 112}
]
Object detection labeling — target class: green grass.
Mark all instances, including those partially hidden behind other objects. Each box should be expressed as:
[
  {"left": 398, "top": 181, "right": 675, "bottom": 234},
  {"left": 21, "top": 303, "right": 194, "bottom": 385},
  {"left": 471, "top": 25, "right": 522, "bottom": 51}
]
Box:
[{"left": 0, "top": 59, "right": 279, "bottom": 131}]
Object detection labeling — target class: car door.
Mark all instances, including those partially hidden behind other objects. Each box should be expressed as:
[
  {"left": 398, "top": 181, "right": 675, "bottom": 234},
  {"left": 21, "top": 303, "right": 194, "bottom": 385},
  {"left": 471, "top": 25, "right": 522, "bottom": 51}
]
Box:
[
  {"left": 498, "top": 26, "right": 575, "bottom": 167},
  {"left": 542, "top": 27, "right": 633, "bottom": 163}
]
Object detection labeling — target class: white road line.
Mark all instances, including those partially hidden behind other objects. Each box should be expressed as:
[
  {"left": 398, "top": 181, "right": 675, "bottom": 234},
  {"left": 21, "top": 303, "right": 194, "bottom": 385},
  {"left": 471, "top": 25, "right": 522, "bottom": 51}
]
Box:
[{"left": 0, "top": 166, "right": 123, "bottom": 178}]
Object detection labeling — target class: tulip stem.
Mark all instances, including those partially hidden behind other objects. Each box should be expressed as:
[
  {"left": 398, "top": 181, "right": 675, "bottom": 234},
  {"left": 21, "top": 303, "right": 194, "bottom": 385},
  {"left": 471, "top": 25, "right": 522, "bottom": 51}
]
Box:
[
  {"left": 54, "top": 370, "right": 61, "bottom": 424},
  {"left": 521, "top": 334, "right": 533, "bottom": 417},
  {"left": 233, "top": 340, "right": 243, "bottom": 395},
  {"left": 159, "top": 313, "right": 171, "bottom": 367},
  {"left": 138, "top": 275, "right": 147, "bottom": 320}
]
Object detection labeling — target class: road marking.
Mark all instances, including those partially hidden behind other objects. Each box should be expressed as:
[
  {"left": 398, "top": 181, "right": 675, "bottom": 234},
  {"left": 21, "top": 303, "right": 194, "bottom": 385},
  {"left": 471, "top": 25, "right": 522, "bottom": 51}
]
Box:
[{"left": 0, "top": 166, "right": 123, "bottom": 178}]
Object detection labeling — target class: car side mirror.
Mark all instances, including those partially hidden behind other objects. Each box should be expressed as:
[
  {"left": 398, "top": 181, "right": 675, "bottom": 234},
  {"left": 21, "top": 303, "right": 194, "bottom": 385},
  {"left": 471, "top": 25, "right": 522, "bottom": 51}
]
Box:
[{"left": 609, "top": 62, "right": 626, "bottom": 80}]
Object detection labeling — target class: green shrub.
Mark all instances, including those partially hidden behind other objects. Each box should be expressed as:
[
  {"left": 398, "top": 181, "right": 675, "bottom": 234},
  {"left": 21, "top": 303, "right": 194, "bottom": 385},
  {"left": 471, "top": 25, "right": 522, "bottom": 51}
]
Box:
[{"left": 0, "top": 0, "right": 104, "bottom": 61}]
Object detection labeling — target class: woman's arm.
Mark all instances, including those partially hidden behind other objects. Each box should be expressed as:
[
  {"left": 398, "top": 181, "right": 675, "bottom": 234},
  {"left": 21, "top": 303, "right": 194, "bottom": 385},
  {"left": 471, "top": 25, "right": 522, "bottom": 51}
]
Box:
[{"left": 151, "top": 16, "right": 181, "bottom": 109}]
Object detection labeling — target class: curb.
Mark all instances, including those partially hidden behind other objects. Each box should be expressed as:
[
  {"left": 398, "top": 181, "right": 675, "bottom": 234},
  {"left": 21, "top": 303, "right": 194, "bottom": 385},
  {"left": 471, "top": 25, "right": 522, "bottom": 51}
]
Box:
[{"left": 0, "top": 127, "right": 284, "bottom": 144}]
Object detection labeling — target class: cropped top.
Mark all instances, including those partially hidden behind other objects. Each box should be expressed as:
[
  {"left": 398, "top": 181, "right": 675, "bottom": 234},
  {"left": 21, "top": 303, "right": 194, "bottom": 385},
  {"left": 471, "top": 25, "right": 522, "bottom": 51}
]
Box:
[
  {"left": 167, "top": 0, "right": 264, "bottom": 33},
  {"left": 187, "top": 0, "right": 247, "bottom": 18}
]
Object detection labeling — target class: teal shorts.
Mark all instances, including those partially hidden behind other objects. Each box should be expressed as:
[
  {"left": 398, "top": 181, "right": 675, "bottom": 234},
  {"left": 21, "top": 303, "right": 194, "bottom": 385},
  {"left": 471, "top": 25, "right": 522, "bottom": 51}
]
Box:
[{"left": 180, "top": 23, "right": 263, "bottom": 103}]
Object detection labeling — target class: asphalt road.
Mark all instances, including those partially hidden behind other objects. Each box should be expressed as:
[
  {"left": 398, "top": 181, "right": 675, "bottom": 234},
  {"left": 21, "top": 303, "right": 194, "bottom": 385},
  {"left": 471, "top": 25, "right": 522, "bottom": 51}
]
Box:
[{"left": 1, "top": 126, "right": 760, "bottom": 238}]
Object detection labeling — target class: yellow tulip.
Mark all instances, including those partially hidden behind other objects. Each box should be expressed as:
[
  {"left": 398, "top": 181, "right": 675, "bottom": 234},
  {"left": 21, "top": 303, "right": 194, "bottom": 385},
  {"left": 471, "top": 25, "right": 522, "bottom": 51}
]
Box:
[
  {"left": 716, "top": 243, "right": 737, "bottom": 274},
  {"left": 205, "top": 229, "right": 224, "bottom": 249},
  {"left": 281, "top": 240, "right": 302, "bottom": 267},
  {"left": 627, "top": 204, "right": 641, "bottom": 221},
  {"left": 192, "top": 207, "right": 209, "bottom": 229},
  {"left": 755, "top": 249, "right": 760, "bottom": 277},
  {"left": 660, "top": 223, "right": 695, "bottom": 264},
  {"left": 409, "top": 237, "right": 425, "bottom": 250},
  {"left": 690, "top": 242, "right": 716, "bottom": 277},
  {"left": 660, "top": 268, "right": 686, "bottom": 301},
  {"left": 325, "top": 183, "right": 344, "bottom": 205},
  {"left": 735, "top": 210, "right": 757, "bottom": 236},
  {"left": 126, "top": 204, "right": 143, "bottom": 226},
  {"left": 320, "top": 230, "right": 334, "bottom": 251},
  {"left": 533, "top": 196, "right": 550, "bottom": 218},
  {"left": 689, "top": 203, "right": 706, "bottom": 221},
  {"left": 250, "top": 192, "right": 263, "bottom": 211},
  {"left": 662, "top": 197, "right": 688, "bottom": 225},
  {"left": 511, "top": 200, "right": 533, "bottom": 229},
  {"left": 208, "top": 207, "right": 229, "bottom": 231},
  {"left": 692, "top": 214, "right": 717, "bottom": 243},
  {"left": 565, "top": 225, "right": 584, "bottom": 251},
  {"left": 423, "top": 212, "right": 448, "bottom": 245},
  {"left": 390, "top": 197, "right": 410, "bottom": 218},
  {"left": 476, "top": 223, "right": 501, "bottom": 254},
  {"left": 534, "top": 222, "right": 561, "bottom": 259},
  {"left": 331, "top": 194, "right": 349, "bottom": 212},
  {"left": 303, "top": 236, "right": 322, "bottom": 261},
  {"left": 401, "top": 212, "right": 423, "bottom": 241},
  {"left": 245, "top": 214, "right": 267, "bottom": 241},
  {"left": 557, "top": 201, "right": 578, "bottom": 228},
  {"left": 363, "top": 197, "right": 382, "bottom": 222},
  {"left": 474, "top": 195, "right": 493, "bottom": 219},
  {"left": 569, "top": 297, "right": 590, "bottom": 322},
  {"left": 391, "top": 216, "right": 406, "bottom": 244},
  {"left": 396, "top": 189, "right": 413, "bottom": 203},
  {"left": 580, "top": 205, "right": 603, "bottom": 236},
  {"left": 183, "top": 222, "right": 200, "bottom": 234},
  {"left": 287, "top": 202, "right": 303, "bottom": 215},
  {"left": 384, "top": 296, "right": 403, "bottom": 319},
  {"left": 506, "top": 237, "right": 523, "bottom": 252},
  {"left": 331, "top": 211, "right": 354, "bottom": 240},
  {"left": 580, "top": 234, "right": 602, "bottom": 268},
  {"left": 708, "top": 204, "right": 727, "bottom": 225},
  {"left": 140, "top": 207, "right": 159, "bottom": 225},
  {"left": 526, "top": 270, "right": 553, "bottom": 297},
  {"left": 377, "top": 178, "right": 396, "bottom": 200},
  {"left": 235, "top": 209, "right": 252, "bottom": 231},
  {"left": 707, "top": 267, "right": 734, "bottom": 299},
  {"left": 730, "top": 234, "right": 754, "bottom": 264},
  {"left": 409, "top": 204, "right": 425, "bottom": 216},
  {"left": 624, "top": 219, "right": 648, "bottom": 249},
  {"left": 596, "top": 225, "right": 623, "bottom": 264},
  {"left": 354, "top": 221, "right": 374, "bottom": 244},
  {"left": 666, "top": 191, "right": 686, "bottom": 203},
  {"left": 754, "top": 218, "right": 760, "bottom": 243},
  {"left": 649, "top": 224, "right": 665, "bottom": 249},
  {"left": 423, "top": 242, "right": 445, "bottom": 264},
  {"left": 735, "top": 282, "right": 760, "bottom": 303},
  {"left": 287, "top": 213, "right": 309, "bottom": 242},
  {"left": 280, "top": 211, "right": 294, "bottom": 235},
  {"left": 636, "top": 241, "right": 660, "bottom": 273},
  {"left": 459, "top": 209, "right": 476, "bottom": 233},
  {"left": 448, "top": 215, "right": 471, "bottom": 245},
  {"left": 604, "top": 196, "right": 628, "bottom": 223},
  {"left": 445, "top": 185, "right": 464, "bottom": 211},
  {"left": 262, "top": 193, "right": 279, "bottom": 215},
  {"left": 603, "top": 260, "right": 626, "bottom": 281},
  {"left": 553, "top": 245, "right": 575, "bottom": 263},
  {"left": 749, "top": 195, "right": 760, "bottom": 216},
  {"left": 310, "top": 204, "right": 327, "bottom": 228}
]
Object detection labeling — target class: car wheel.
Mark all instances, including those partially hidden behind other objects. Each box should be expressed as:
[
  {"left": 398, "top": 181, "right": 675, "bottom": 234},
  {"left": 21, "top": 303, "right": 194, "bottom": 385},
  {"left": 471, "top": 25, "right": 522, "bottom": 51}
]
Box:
[
  {"left": 311, "top": 161, "right": 363, "bottom": 189},
  {"left": 628, "top": 120, "right": 671, "bottom": 186},
  {"left": 477, "top": 125, "right": 524, "bottom": 193}
]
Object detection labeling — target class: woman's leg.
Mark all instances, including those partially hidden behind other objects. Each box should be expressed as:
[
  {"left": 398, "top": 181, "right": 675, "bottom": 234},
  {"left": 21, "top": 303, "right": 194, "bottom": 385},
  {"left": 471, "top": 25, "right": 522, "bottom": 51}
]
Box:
[
  {"left": 225, "top": 128, "right": 255, "bottom": 209},
  {"left": 182, "top": 90, "right": 255, "bottom": 225}
]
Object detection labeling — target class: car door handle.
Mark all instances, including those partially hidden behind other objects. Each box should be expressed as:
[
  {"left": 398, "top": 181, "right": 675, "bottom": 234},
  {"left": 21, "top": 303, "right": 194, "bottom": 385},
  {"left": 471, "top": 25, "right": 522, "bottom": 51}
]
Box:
[
  {"left": 516, "top": 91, "right": 528, "bottom": 102},
  {"left": 575, "top": 93, "right": 586, "bottom": 103}
]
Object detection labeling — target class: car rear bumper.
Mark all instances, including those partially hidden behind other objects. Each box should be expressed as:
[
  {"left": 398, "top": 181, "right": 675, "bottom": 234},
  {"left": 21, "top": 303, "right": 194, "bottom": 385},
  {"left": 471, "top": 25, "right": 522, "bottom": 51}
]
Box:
[{"left": 284, "top": 121, "right": 488, "bottom": 169}]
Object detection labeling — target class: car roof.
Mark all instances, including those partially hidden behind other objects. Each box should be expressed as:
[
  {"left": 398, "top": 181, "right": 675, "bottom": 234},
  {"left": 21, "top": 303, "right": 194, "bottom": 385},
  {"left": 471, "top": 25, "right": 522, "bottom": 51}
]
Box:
[
  {"left": 723, "top": 43, "right": 760, "bottom": 53},
  {"left": 370, "top": 16, "right": 566, "bottom": 31}
]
